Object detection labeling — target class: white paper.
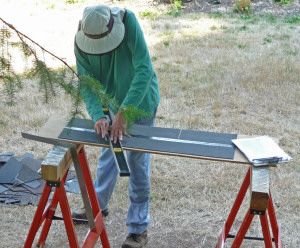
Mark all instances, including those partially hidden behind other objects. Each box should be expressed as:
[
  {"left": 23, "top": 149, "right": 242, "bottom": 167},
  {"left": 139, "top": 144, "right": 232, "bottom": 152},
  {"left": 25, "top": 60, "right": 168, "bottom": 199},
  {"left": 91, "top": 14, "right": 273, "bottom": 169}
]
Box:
[{"left": 232, "top": 136, "right": 292, "bottom": 165}]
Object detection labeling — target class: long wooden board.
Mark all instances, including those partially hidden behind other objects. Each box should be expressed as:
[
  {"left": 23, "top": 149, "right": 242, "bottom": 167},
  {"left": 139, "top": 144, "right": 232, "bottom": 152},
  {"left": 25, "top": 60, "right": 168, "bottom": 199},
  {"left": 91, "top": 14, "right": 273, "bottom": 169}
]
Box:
[{"left": 32, "top": 115, "right": 251, "bottom": 164}]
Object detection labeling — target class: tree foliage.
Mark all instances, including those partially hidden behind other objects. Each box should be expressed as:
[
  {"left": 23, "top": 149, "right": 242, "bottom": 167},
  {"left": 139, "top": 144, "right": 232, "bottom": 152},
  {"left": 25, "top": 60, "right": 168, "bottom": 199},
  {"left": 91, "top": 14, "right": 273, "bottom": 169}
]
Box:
[
  {"left": 0, "top": 18, "right": 156, "bottom": 128},
  {"left": 0, "top": 27, "right": 23, "bottom": 105}
]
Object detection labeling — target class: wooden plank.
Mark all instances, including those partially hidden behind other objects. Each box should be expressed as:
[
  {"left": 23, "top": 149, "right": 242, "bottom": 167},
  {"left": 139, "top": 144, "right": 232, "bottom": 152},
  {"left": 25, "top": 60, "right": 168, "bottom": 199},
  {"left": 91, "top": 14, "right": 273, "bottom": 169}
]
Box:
[
  {"left": 35, "top": 115, "right": 252, "bottom": 164},
  {"left": 41, "top": 144, "right": 82, "bottom": 182},
  {"left": 38, "top": 115, "right": 70, "bottom": 140},
  {"left": 250, "top": 165, "right": 270, "bottom": 213}
]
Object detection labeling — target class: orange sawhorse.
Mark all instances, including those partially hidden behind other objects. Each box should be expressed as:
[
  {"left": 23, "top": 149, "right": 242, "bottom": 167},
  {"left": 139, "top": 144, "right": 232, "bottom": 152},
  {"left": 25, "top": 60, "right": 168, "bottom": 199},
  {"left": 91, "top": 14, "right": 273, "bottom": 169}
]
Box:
[
  {"left": 24, "top": 145, "right": 110, "bottom": 248},
  {"left": 216, "top": 167, "right": 282, "bottom": 248}
]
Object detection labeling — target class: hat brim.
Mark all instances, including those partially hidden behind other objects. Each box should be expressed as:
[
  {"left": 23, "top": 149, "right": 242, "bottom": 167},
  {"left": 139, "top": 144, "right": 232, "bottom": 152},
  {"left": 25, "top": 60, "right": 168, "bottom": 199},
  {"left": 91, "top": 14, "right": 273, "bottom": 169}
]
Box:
[{"left": 75, "top": 15, "right": 125, "bottom": 55}]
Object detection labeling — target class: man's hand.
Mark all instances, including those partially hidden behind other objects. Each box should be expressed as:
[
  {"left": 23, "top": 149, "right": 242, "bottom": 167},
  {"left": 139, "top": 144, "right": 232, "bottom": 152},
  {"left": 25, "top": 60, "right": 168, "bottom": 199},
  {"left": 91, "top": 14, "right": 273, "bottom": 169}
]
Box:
[
  {"left": 94, "top": 117, "right": 109, "bottom": 139},
  {"left": 110, "top": 111, "right": 130, "bottom": 143}
]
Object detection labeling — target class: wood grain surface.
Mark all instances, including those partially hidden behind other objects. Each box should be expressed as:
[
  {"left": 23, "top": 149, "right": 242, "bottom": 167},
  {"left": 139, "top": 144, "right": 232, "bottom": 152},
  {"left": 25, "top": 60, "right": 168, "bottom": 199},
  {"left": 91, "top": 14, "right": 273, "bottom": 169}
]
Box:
[{"left": 41, "top": 144, "right": 82, "bottom": 182}]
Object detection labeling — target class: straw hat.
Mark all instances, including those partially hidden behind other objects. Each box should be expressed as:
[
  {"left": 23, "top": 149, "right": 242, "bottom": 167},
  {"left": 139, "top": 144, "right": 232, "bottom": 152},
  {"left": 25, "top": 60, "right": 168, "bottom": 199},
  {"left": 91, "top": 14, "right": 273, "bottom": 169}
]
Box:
[{"left": 75, "top": 5, "right": 125, "bottom": 55}]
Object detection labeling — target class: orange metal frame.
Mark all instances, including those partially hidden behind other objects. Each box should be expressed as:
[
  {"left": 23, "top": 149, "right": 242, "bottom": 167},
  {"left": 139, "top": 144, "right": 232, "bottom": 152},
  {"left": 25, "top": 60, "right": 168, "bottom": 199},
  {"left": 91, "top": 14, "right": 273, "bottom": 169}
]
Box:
[
  {"left": 23, "top": 146, "right": 110, "bottom": 248},
  {"left": 216, "top": 167, "right": 282, "bottom": 248}
]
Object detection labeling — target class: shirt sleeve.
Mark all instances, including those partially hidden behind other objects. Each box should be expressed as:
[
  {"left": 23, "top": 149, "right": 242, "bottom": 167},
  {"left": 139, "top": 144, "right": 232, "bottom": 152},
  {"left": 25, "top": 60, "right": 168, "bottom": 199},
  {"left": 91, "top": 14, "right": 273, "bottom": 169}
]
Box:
[
  {"left": 120, "top": 11, "right": 154, "bottom": 109},
  {"left": 74, "top": 45, "right": 105, "bottom": 123}
]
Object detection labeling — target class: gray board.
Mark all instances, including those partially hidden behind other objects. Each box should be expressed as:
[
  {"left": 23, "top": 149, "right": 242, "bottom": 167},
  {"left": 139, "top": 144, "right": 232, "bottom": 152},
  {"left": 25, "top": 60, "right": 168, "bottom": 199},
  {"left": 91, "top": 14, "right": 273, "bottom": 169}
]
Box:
[{"left": 59, "top": 118, "right": 237, "bottom": 160}]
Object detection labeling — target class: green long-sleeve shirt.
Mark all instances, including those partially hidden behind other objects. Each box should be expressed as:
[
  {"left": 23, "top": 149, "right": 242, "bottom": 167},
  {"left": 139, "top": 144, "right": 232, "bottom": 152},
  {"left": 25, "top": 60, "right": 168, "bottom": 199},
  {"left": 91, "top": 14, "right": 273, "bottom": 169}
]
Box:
[{"left": 75, "top": 9, "right": 160, "bottom": 123}]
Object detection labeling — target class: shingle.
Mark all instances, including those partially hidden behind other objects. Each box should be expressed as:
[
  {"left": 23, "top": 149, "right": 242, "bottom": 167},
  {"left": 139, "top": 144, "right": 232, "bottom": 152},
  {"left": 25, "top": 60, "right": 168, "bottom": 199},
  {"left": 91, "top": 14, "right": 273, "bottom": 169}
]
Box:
[
  {"left": 20, "top": 157, "right": 42, "bottom": 173},
  {"left": 15, "top": 164, "right": 41, "bottom": 183},
  {"left": 0, "top": 157, "right": 22, "bottom": 184}
]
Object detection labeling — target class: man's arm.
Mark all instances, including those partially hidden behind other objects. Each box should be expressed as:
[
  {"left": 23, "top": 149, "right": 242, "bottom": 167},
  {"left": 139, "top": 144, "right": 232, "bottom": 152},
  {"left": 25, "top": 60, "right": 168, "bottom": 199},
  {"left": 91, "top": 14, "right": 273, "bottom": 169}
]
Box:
[
  {"left": 120, "top": 10, "right": 154, "bottom": 109},
  {"left": 110, "top": 11, "right": 154, "bottom": 142},
  {"left": 75, "top": 45, "right": 109, "bottom": 138}
]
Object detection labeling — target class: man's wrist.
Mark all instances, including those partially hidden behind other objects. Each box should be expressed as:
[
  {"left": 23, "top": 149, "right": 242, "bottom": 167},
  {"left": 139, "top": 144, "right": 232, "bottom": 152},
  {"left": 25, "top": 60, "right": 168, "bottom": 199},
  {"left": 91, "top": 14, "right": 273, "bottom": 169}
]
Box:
[{"left": 93, "top": 113, "right": 106, "bottom": 123}]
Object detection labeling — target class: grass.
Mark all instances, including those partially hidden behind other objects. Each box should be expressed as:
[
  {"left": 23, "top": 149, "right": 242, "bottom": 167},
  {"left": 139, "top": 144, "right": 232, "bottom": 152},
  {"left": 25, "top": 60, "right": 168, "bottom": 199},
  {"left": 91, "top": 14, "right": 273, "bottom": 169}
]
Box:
[
  {"left": 284, "top": 15, "right": 300, "bottom": 24},
  {"left": 1, "top": 0, "right": 300, "bottom": 247},
  {"left": 167, "top": 0, "right": 184, "bottom": 17},
  {"left": 275, "top": 0, "right": 292, "bottom": 5},
  {"left": 139, "top": 9, "right": 153, "bottom": 17}
]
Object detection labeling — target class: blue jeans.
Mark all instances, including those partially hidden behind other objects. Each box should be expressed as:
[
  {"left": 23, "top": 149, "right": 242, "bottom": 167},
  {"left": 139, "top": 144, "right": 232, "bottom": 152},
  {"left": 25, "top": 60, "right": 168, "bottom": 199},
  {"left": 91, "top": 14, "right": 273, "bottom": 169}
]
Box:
[{"left": 94, "top": 113, "right": 155, "bottom": 234}]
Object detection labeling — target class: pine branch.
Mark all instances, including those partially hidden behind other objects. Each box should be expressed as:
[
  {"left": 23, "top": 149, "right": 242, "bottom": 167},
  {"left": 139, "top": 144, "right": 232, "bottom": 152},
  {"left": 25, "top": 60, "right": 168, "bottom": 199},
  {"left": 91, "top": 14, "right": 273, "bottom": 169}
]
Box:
[
  {"left": 80, "top": 76, "right": 119, "bottom": 109},
  {"left": 0, "top": 17, "right": 80, "bottom": 79},
  {"left": 81, "top": 76, "right": 157, "bottom": 128},
  {"left": 15, "top": 31, "right": 38, "bottom": 60}
]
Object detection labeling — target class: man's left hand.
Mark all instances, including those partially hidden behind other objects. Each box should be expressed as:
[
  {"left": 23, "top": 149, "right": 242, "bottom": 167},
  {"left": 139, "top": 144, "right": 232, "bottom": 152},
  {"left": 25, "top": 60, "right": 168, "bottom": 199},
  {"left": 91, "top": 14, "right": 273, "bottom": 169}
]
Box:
[{"left": 110, "top": 111, "right": 130, "bottom": 143}]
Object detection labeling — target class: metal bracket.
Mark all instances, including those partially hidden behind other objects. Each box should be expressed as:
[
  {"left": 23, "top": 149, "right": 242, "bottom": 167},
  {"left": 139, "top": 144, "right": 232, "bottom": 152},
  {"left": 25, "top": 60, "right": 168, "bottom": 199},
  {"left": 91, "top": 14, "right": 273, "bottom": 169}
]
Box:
[
  {"left": 46, "top": 181, "right": 60, "bottom": 187},
  {"left": 250, "top": 209, "right": 266, "bottom": 215}
]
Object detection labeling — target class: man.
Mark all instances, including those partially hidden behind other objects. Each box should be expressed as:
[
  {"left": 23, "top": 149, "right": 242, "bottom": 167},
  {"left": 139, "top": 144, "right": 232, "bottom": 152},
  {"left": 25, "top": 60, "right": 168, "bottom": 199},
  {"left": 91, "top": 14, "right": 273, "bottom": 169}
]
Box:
[{"left": 72, "top": 5, "right": 160, "bottom": 248}]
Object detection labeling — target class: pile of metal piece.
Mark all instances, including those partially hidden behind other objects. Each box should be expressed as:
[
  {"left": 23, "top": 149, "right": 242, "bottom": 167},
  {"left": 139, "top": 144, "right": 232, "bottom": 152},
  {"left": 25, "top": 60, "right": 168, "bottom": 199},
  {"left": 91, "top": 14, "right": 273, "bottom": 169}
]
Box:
[{"left": 0, "top": 152, "right": 80, "bottom": 205}]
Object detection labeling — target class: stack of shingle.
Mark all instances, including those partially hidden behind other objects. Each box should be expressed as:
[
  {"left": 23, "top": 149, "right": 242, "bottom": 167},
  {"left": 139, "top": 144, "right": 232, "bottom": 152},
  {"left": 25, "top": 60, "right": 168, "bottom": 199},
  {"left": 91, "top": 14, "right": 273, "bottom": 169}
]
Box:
[{"left": 0, "top": 152, "right": 80, "bottom": 205}]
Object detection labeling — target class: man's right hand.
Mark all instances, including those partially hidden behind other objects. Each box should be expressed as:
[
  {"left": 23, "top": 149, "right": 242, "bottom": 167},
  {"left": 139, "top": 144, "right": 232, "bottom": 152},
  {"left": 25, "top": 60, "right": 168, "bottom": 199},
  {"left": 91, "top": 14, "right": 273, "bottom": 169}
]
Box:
[{"left": 94, "top": 117, "right": 109, "bottom": 138}]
